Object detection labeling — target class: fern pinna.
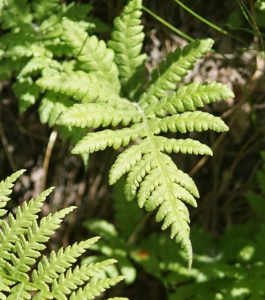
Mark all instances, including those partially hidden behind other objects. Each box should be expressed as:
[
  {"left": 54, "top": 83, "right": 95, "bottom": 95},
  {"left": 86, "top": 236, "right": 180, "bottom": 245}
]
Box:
[
  {"left": 36, "top": 0, "right": 234, "bottom": 267},
  {"left": 0, "top": 170, "right": 128, "bottom": 300}
]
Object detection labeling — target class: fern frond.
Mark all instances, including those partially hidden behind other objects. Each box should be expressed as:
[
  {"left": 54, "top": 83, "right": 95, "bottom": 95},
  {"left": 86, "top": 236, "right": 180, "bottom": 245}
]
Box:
[
  {"left": 108, "top": 140, "right": 152, "bottom": 185},
  {"left": 51, "top": 259, "right": 117, "bottom": 298},
  {"left": 108, "top": 135, "right": 212, "bottom": 186},
  {"left": 62, "top": 18, "right": 120, "bottom": 92},
  {"left": 69, "top": 276, "right": 125, "bottom": 300},
  {"left": 57, "top": 103, "right": 142, "bottom": 128},
  {"left": 41, "top": 1, "right": 233, "bottom": 267},
  {"left": 0, "top": 169, "right": 25, "bottom": 217},
  {"left": 139, "top": 38, "right": 214, "bottom": 107},
  {"left": 0, "top": 188, "right": 54, "bottom": 255},
  {"left": 32, "top": 237, "right": 100, "bottom": 289},
  {"left": 12, "top": 207, "right": 76, "bottom": 275},
  {"left": 144, "top": 81, "right": 235, "bottom": 117},
  {"left": 149, "top": 136, "right": 213, "bottom": 155},
  {"left": 0, "top": 171, "right": 126, "bottom": 298},
  {"left": 108, "top": 0, "right": 146, "bottom": 99}
]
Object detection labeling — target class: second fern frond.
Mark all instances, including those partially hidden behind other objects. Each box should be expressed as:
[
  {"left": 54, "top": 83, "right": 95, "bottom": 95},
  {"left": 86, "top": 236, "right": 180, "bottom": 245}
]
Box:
[{"left": 0, "top": 170, "right": 127, "bottom": 300}]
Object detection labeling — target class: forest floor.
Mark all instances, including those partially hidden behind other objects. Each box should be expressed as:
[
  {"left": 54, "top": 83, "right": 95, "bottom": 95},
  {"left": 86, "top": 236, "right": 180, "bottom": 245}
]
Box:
[{"left": 1, "top": 1, "right": 265, "bottom": 299}]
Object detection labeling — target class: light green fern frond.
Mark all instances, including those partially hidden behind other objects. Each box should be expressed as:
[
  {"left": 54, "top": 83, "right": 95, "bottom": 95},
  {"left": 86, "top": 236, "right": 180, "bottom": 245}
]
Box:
[
  {"left": 32, "top": 238, "right": 102, "bottom": 297},
  {"left": 0, "top": 171, "right": 127, "bottom": 299},
  {"left": 69, "top": 276, "right": 125, "bottom": 300},
  {"left": 0, "top": 188, "right": 54, "bottom": 254},
  {"left": 56, "top": 37, "right": 232, "bottom": 267},
  {"left": 3, "top": 207, "right": 75, "bottom": 281},
  {"left": 37, "top": 0, "right": 234, "bottom": 267},
  {"left": 62, "top": 18, "right": 120, "bottom": 92},
  {"left": 108, "top": 0, "right": 146, "bottom": 99}
]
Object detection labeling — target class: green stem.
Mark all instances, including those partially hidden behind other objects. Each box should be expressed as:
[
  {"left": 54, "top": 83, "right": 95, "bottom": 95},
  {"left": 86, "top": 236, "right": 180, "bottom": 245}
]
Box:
[
  {"left": 174, "top": 0, "right": 248, "bottom": 46},
  {"left": 142, "top": 6, "right": 194, "bottom": 42}
]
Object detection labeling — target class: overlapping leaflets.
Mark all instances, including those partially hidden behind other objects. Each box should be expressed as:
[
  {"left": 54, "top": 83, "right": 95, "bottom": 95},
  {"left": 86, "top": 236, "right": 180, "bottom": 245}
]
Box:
[{"left": 0, "top": 170, "right": 127, "bottom": 299}]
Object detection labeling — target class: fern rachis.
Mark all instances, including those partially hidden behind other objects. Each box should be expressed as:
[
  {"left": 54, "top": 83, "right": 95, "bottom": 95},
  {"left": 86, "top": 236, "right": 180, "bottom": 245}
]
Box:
[{"left": 36, "top": 0, "right": 234, "bottom": 267}]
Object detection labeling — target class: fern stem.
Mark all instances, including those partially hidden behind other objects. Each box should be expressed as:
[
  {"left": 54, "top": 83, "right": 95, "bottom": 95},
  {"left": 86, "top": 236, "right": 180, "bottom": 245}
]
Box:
[
  {"left": 240, "top": 0, "right": 265, "bottom": 52},
  {"left": 132, "top": 102, "right": 144, "bottom": 114},
  {"left": 142, "top": 6, "right": 194, "bottom": 42},
  {"left": 42, "top": 128, "right": 58, "bottom": 191}
]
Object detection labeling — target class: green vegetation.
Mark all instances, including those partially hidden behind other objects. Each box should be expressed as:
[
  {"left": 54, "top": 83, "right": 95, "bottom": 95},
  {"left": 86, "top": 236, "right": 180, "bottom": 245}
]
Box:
[
  {"left": 0, "top": 0, "right": 265, "bottom": 299},
  {"left": 0, "top": 170, "right": 127, "bottom": 299},
  {"left": 36, "top": 0, "right": 232, "bottom": 268}
]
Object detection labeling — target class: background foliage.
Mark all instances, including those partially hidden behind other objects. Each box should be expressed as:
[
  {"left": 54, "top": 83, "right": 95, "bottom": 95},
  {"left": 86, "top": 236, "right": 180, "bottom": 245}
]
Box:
[{"left": 1, "top": 0, "right": 265, "bottom": 299}]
